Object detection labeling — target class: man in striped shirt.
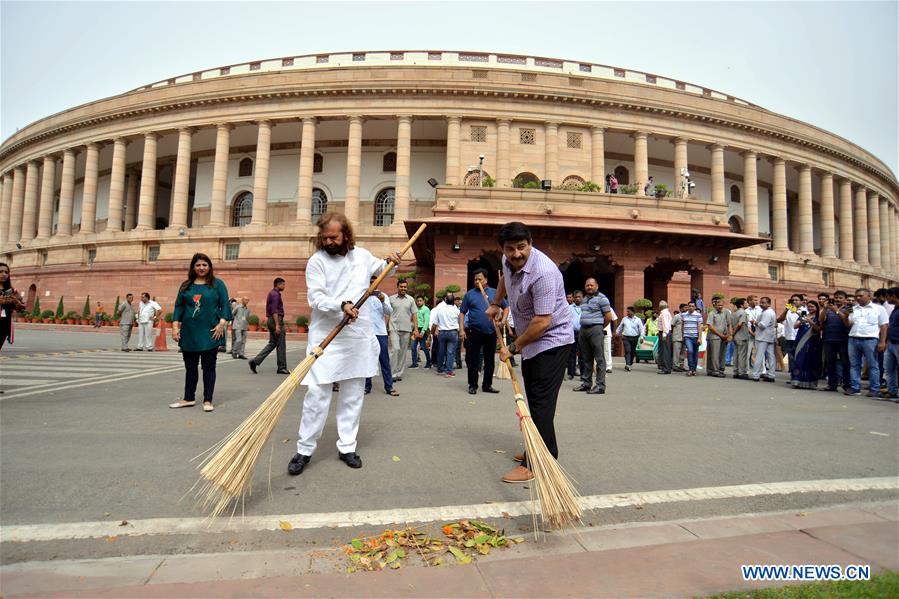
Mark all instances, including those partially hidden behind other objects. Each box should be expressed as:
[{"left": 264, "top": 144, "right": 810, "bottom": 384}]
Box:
[
  {"left": 681, "top": 302, "right": 704, "bottom": 376},
  {"left": 487, "top": 222, "right": 572, "bottom": 484}
]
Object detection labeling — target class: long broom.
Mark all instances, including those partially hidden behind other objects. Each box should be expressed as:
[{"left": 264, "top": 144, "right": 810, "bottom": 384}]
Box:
[
  {"left": 193, "top": 224, "right": 427, "bottom": 519},
  {"left": 478, "top": 281, "right": 582, "bottom": 530}
]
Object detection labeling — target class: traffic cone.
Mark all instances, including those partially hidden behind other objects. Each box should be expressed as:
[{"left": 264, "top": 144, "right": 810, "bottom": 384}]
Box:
[{"left": 154, "top": 319, "right": 169, "bottom": 351}]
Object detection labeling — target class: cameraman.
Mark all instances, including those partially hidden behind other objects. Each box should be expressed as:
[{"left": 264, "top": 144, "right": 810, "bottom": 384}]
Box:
[
  {"left": 777, "top": 294, "right": 804, "bottom": 382},
  {"left": 821, "top": 290, "right": 850, "bottom": 392}
]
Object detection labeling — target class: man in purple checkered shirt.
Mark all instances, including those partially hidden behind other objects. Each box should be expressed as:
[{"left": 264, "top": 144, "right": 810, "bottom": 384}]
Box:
[{"left": 486, "top": 222, "right": 572, "bottom": 484}]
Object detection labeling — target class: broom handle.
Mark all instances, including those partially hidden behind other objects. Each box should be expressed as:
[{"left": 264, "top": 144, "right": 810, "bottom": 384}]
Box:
[
  {"left": 316, "top": 223, "right": 427, "bottom": 350},
  {"left": 477, "top": 282, "right": 525, "bottom": 399}
]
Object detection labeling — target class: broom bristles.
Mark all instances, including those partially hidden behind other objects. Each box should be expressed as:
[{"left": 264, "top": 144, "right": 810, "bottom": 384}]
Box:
[{"left": 193, "top": 350, "right": 321, "bottom": 518}]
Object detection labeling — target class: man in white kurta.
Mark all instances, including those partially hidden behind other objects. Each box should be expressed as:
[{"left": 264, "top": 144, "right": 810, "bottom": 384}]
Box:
[{"left": 289, "top": 214, "right": 393, "bottom": 475}]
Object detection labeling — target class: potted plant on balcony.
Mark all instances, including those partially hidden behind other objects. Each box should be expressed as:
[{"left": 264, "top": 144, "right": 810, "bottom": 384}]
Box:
[
  {"left": 654, "top": 184, "right": 670, "bottom": 199},
  {"left": 248, "top": 314, "right": 260, "bottom": 332},
  {"left": 41, "top": 309, "right": 55, "bottom": 324},
  {"left": 296, "top": 315, "right": 309, "bottom": 333},
  {"left": 65, "top": 311, "right": 78, "bottom": 325},
  {"left": 620, "top": 183, "right": 639, "bottom": 195}
]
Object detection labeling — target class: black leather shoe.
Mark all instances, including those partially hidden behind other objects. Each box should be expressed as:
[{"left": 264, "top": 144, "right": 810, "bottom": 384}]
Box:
[
  {"left": 249, "top": 361, "right": 257, "bottom": 374},
  {"left": 468, "top": 387, "right": 477, "bottom": 395},
  {"left": 482, "top": 387, "right": 500, "bottom": 393},
  {"left": 277, "top": 369, "right": 290, "bottom": 375},
  {"left": 287, "top": 453, "right": 310, "bottom": 475},
  {"left": 573, "top": 384, "right": 591, "bottom": 392},
  {"left": 339, "top": 452, "right": 362, "bottom": 469},
  {"left": 587, "top": 386, "right": 605, "bottom": 394}
]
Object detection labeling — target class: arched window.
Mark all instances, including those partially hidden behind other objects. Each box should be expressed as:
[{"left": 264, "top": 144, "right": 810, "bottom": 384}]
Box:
[
  {"left": 374, "top": 187, "right": 395, "bottom": 227},
  {"left": 730, "top": 184, "right": 741, "bottom": 203},
  {"left": 382, "top": 152, "right": 397, "bottom": 172},
  {"left": 231, "top": 192, "right": 253, "bottom": 227},
  {"left": 728, "top": 215, "right": 744, "bottom": 234},
  {"left": 463, "top": 170, "right": 492, "bottom": 187},
  {"left": 311, "top": 188, "right": 328, "bottom": 220},
  {"left": 313, "top": 153, "right": 324, "bottom": 173},
  {"left": 238, "top": 157, "right": 253, "bottom": 178},
  {"left": 512, "top": 172, "right": 540, "bottom": 188},
  {"left": 613, "top": 166, "right": 630, "bottom": 185},
  {"left": 560, "top": 175, "right": 586, "bottom": 190}
]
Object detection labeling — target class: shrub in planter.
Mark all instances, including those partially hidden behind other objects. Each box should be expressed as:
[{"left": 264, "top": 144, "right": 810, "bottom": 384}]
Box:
[
  {"left": 32, "top": 298, "right": 41, "bottom": 320},
  {"left": 654, "top": 183, "right": 670, "bottom": 198},
  {"left": 65, "top": 311, "right": 78, "bottom": 325},
  {"left": 620, "top": 183, "right": 639, "bottom": 195},
  {"left": 55, "top": 297, "right": 65, "bottom": 320},
  {"left": 296, "top": 315, "right": 310, "bottom": 332},
  {"left": 248, "top": 314, "right": 260, "bottom": 331},
  {"left": 164, "top": 312, "right": 174, "bottom": 323},
  {"left": 41, "top": 309, "right": 55, "bottom": 323},
  {"left": 82, "top": 296, "right": 91, "bottom": 319}
]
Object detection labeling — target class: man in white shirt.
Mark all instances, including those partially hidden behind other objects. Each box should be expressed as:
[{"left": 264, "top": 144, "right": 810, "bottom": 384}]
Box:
[
  {"left": 135, "top": 292, "right": 161, "bottom": 351},
  {"left": 615, "top": 306, "right": 645, "bottom": 371},
  {"left": 840, "top": 287, "right": 889, "bottom": 397},
  {"left": 362, "top": 279, "right": 397, "bottom": 396},
  {"left": 777, "top": 293, "right": 803, "bottom": 382},
  {"left": 751, "top": 296, "right": 777, "bottom": 382},
  {"left": 430, "top": 293, "right": 461, "bottom": 377}
]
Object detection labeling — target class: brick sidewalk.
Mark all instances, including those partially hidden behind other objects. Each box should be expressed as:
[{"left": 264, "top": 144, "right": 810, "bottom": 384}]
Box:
[{"left": 3, "top": 503, "right": 896, "bottom": 598}]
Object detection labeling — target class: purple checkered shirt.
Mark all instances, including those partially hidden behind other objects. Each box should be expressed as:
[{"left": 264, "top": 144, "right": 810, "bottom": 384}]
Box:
[{"left": 503, "top": 246, "right": 573, "bottom": 360}]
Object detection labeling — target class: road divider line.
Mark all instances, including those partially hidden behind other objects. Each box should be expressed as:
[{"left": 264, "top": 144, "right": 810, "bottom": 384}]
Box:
[
  {"left": 2, "top": 476, "right": 896, "bottom": 543},
  {"left": 0, "top": 365, "right": 184, "bottom": 400}
]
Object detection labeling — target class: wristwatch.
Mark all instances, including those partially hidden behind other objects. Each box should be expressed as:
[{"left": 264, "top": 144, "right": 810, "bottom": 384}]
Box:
[{"left": 507, "top": 341, "right": 518, "bottom": 355}]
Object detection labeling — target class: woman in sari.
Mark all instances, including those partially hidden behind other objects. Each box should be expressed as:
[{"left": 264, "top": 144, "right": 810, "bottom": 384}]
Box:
[{"left": 791, "top": 300, "right": 823, "bottom": 389}]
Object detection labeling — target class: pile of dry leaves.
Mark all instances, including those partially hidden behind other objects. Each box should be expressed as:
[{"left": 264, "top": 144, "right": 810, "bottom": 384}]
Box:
[{"left": 343, "top": 519, "right": 523, "bottom": 572}]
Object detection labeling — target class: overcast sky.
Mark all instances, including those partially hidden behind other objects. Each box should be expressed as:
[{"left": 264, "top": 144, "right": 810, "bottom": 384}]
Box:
[{"left": 1, "top": 1, "right": 896, "bottom": 175}]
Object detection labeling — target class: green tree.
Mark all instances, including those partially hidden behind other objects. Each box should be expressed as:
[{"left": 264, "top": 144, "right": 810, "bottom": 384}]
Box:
[
  {"left": 55, "top": 296, "right": 65, "bottom": 319},
  {"left": 633, "top": 298, "right": 653, "bottom": 312},
  {"left": 82, "top": 296, "right": 91, "bottom": 318},
  {"left": 32, "top": 297, "right": 41, "bottom": 318},
  {"left": 113, "top": 295, "right": 120, "bottom": 319}
]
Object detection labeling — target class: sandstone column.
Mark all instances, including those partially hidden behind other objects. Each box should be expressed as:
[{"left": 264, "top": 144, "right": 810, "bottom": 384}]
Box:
[
  {"left": 79, "top": 143, "right": 99, "bottom": 234},
  {"left": 772, "top": 158, "right": 788, "bottom": 251},
  {"left": 710, "top": 144, "right": 726, "bottom": 205},
  {"left": 544, "top": 122, "right": 559, "bottom": 184},
  {"left": 673, "top": 138, "right": 688, "bottom": 198},
  {"left": 838, "top": 178, "right": 853, "bottom": 262},
  {"left": 591, "top": 127, "right": 605, "bottom": 186},
  {"left": 878, "top": 197, "right": 890, "bottom": 271},
  {"left": 853, "top": 186, "right": 868, "bottom": 265},
  {"left": 208, "top": 124, "right": 231, "bottom": 227},
  {"left": 633, "top": 131, "right": 648, "bottom": 193},
  {"left": 21, "top": 160, "right": 40, "bottom": 241},
  {"left": 137, "top": 132, "right": 158, "bottom": 230},
  {"left": 57, "top": 150, "right": 76, "bottom": 236},
  {"left": 251, "top": 120, "right": 272, "bottom": 226},
  {"left": 867, "top": 192, "right": 880, "bottom": 269},
  {"left": 344, "top": 116, "right": 363, "bottom": 224},
  {"left": 797, "top": 165, "right": 813, "bottom": 254},
  {"left": 741, "top": 150, "right": 758, "bottom": 237},
  {"left": 394, "top": 115, "right": 412, "bottom": 223},
  {"left": 107, "top": 138, "right": 127, "bottom": 232},
  {"left": 170, "top": 128, "right": 193, "bottom": 230},
  {"left": 496, "top": 119, "right": 511, "bottom": 187},
  {"left": 445, "top": 116, "right": 461, "bottom": 186},
  {"left": 295, "top": 117, "right": 316, "bottom": 224},
  {"left": 0, "top": 173, "right": 12, "bottom": 245},
  {"left": 7, "top": 166, "right": 26, "bottom": 243},
  {"left": 36, "top": 156, "right": 56, "bottom": 240},
  {"left": 891, "top": 206, "right": 898, "bottom": 274},
  {"left": 124, "top": 170, "right": 138, "bottom": 231},
  {"left": 819, "top": 172, "right": 835, "bottom": 258}
]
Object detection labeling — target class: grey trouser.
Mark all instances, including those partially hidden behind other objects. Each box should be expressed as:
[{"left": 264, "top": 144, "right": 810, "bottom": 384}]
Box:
[
  {"left": 734, "top": 339, "right": 750, "bottom": 376},
  {"left": 252, "top": 316, "right": 286, "bottom": 371},
  {"left": 673, "top": 339, "right": 684, "bottom": 368},
  {"left": 707, "top": 338, "right": 726, "bottom": 375},
  {"left": 232, "top": 329, "right": 247, "bottom": 357},
  {"left": 389, "top": 329, "right": 412, "bottom": 378},
  {"left": 120, "top": 323, "right": 133, "bottom": 349},
  {"left": 578, "top": 324, "right": 606, "bottom": 390},
  {"left": 753, "top": 341, "right": 776, "bottom": 379}
]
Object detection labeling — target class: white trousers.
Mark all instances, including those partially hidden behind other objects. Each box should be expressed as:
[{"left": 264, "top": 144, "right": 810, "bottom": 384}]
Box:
[
  {"left": 604, "top": 331, "right": 613, "bottom": 371},
  {"left": 753, "top": 341, "right": 776, "bottom": 379},
  {"left": 137, "top": 322, "right": 154, "bottom": 349},
  {"left": 297, "top": 377, "right": 365, "bottom": 456}
]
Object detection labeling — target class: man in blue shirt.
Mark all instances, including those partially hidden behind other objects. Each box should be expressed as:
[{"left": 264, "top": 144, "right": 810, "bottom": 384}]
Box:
[
  {"left": 575, "top": 277, "right": 613, "bottom": 394},
  {"left": 459, "top": 268, "right": 508, "bottom": 395}
]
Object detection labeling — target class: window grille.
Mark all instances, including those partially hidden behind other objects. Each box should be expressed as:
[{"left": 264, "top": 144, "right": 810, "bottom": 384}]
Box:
[
  {"left": 374, "top": 188, "right": 395, "bottom": 227},
  {"left": 519, "top": 128, "right": 536, "bottom": 145}
]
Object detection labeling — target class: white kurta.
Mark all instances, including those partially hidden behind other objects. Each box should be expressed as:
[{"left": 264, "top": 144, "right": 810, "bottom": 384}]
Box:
[{"left": 302, "top": 247, "right": 388, "bottom": 385}]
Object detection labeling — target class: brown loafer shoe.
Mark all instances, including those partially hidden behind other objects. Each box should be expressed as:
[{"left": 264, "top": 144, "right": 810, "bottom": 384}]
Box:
[
  {"left": 513, "top": 453, "right": 525, "bottom": 463},
  {"left": 502, "top": 465, "right": 534, "bottom": 483}
]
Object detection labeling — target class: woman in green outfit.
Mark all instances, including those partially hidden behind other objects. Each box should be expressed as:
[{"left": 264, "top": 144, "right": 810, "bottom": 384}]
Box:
[{"left": 169, "top": 253, "right": 232, "bottom": 412}]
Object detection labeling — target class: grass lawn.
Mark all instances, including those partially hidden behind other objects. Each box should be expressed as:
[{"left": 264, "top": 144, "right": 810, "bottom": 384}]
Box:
[{"left": 708, "top": 570, "right": 898, "bottom": 598}]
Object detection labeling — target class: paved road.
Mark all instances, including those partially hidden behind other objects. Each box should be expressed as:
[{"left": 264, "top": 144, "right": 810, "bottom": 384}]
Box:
[{"left": 1, "top": 329, "right": 896, "bottom": 564}]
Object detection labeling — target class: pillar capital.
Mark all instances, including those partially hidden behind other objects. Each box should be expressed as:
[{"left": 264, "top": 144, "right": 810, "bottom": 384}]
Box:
[
  {"left": 673, "top": 136, "right": 689, "bottom": 145},
  {"left": 591, "top": 125, "right": 606, "bottom": 134},
  {"left": 177, "top": 126, "right": 197, "bottom": 135},
  {"left": 396, "top": 115, "right": 413, "bottom": 124},
  {"left": 739, "top": 149, "right": 757, "bottom": 159},
  {"left": 446, "top": 115, "right": 463, "bottom": 124},
  {"left": 214, "top": 123, "right": 234, "bottom": 131},
  {"left": 257, "top": 119, "right": 272, "bottom": 127},
  {"left": 347, "top": 114, "right": 365, "bottom": 125},
  {"left": 544, "top": 121, "right": 559, "bottom": 129},
  {"left": 142, "top": 131, "right": 158, "bottom": 141},
  {"left": 706, "top": 142, "right": 725, "bottom": 152},
  {"left": 496, "top": 118, "right": 511, "bottom": 126},
  {"left": 632, "top": 130, "right": 649, "bottom": 140},
  {"left": 770, "top": 156, "right": 785, "bottom": 167}
]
